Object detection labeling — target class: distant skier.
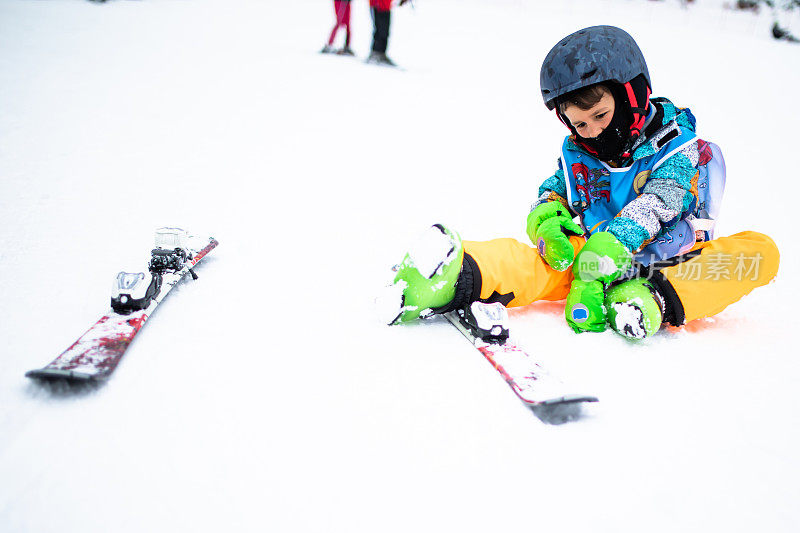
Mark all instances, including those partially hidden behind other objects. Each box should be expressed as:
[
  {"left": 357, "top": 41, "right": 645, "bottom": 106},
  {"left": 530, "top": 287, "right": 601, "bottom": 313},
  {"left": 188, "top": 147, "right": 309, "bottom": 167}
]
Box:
[
  {"left": 367, "top": 0, "right": 410, "bottom": 66},
  {"left": 322, "top": 0, "right": 354, "bottom": 55},
  {"left": 733, "top": 0, "right": 800, "bottom": 42},
  {"left": 771, "top": 0, "right": 800, "bottom": 42},
  {"left": 384, "top": 26, "right": 780, "bottom": 339}
]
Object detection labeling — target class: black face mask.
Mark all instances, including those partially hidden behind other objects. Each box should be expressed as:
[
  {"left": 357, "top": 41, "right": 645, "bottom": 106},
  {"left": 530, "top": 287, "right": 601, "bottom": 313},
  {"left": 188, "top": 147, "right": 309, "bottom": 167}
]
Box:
[
  {"left": 557, "top": 77, "right": 650, "bottom": 164},
  {"left": 576, "top": 102, "right": 631, "bottom": 162}
]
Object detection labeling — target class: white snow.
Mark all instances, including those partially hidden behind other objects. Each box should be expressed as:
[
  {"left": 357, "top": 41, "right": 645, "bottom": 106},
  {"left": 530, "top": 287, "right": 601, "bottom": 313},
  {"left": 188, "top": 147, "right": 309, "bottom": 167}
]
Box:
[
  {"left": 1, "top": 0, "right": 799, "bottom": 532},
  {"left": 611, "top": 300, "right": 647, "bottom": 338},
  {"left": 407, "top": 224, "right": 456, "bottom": 279}
]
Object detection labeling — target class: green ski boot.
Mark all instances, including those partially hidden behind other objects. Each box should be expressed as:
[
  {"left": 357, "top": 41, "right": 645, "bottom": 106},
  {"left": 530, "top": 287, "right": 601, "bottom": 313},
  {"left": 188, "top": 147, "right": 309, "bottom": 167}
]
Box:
[
  {"left": 605, "top": 278, "right": 665, "bottom": 339},
  {"left": 387, "top": 224, "right": 464, "bottom": 325}
]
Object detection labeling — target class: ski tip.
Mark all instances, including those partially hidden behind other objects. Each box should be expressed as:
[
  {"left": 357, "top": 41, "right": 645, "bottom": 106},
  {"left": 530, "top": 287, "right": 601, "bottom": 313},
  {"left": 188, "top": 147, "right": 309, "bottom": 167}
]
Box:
[
  {"left": 540, "top": 395, "right": 599, "bottom": 405},
  {"left": 529, "top": 395, "right": 599, "bottom": 425},
  {"left": 25, "top": 368, "right": 106, "bottom": 395},
  {"left": 25, "top": 368, "right": 104, "bottom": 383}
]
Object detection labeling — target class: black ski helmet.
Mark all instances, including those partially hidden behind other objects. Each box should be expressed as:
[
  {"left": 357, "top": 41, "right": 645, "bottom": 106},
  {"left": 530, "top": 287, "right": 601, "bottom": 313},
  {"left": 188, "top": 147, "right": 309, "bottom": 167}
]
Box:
[
  {"left": 540, "top": 25, "right": 650, "bottom": 111},
  {"left": 540, "top": 25, "right": 653, "bottom": 162}
]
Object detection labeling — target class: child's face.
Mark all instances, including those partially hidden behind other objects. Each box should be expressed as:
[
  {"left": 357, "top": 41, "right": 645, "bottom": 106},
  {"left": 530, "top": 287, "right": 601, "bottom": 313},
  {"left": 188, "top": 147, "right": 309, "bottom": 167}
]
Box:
[{"left": 562, "top": 91, "right": 615, "bottom": 139}]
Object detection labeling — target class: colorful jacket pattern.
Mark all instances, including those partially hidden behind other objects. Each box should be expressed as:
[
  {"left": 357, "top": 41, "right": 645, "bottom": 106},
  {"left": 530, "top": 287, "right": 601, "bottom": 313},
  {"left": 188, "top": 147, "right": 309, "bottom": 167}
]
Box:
[{"left": 533, "top": 98, "right": 723, "bottom": 260}]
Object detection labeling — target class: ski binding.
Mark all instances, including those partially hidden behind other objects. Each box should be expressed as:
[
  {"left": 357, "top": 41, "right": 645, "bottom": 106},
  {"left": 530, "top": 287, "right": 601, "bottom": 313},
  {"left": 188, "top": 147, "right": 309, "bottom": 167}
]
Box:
[{"left": 26, "top": 227, "right": 218, "bottom": 383}]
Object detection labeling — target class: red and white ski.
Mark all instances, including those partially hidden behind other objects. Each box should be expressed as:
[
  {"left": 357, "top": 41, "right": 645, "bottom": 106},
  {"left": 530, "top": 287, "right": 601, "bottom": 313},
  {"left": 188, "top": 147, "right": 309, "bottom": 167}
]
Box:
[
  {"left": 445, "top": 303, "right": 598, "bottom": 424},
  {"left": 26, "top": 230, "right": 218, "bottom": 383}
]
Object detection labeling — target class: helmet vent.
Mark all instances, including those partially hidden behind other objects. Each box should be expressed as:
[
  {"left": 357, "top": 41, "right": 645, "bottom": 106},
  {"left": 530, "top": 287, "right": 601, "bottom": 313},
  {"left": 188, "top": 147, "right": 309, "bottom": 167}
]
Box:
[{"left": 580, "top": 68, "right": 598, "bottom": 80}]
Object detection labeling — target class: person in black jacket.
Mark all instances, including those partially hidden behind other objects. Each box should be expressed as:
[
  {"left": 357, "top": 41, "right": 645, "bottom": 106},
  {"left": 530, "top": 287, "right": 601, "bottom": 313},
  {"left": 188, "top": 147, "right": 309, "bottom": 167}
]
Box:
[{"left": 367, "top": 0, "right": 410, "bottom": 66}]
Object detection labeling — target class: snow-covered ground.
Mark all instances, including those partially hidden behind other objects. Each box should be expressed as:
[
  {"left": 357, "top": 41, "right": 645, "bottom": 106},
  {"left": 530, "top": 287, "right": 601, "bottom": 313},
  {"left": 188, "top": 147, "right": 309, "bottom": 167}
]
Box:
[{"left": 1, "top": 0, "right": 798, "bottom": 531}]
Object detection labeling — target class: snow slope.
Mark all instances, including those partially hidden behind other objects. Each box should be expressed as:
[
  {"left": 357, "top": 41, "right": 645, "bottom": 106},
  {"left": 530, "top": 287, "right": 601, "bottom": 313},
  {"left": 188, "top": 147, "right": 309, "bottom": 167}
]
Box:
[{"left": 0, "top": 0, "right": 798, "bottom": 532}]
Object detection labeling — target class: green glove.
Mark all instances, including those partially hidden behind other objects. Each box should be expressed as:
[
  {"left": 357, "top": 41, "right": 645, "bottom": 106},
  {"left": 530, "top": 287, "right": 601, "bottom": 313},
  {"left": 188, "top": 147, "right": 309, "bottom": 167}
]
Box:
[
  {"left": 565, "top": 279, "right": 607, "bottom": 333},
  {"left": 573, "top": 231, "right": 632, "bottom": 285},
  {"left": 526, "top": 202, "right": 584, "bottom": 272}
]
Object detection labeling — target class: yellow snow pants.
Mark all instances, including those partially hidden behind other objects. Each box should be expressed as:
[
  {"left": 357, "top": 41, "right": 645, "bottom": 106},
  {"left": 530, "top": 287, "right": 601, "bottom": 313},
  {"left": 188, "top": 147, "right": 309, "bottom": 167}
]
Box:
[{"left": 463, "top": 231, "right": 779, "bottom": 324}]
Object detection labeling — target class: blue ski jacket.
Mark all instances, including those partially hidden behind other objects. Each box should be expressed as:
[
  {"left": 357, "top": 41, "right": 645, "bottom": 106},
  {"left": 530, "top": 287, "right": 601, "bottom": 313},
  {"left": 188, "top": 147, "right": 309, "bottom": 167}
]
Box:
[{"left": 533, "top": 98, "right": 725, "bottom": 263}]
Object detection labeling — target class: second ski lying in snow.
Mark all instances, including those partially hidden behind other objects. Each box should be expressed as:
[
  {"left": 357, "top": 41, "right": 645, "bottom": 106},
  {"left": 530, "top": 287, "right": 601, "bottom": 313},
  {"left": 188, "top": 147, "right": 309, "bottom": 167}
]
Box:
[{"left": 26, "top": 227, "right": 218, "bottom": 383}]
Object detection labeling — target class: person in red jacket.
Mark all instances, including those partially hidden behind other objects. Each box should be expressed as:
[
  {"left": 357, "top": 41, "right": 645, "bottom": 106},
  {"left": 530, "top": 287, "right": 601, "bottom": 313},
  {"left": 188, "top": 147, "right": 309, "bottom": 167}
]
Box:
[
  {"left": 367, "top": 0, "right": 409, "bottom": 66},
  {"left": 322, "top": 0, "right": 354, "bottom": 55}
]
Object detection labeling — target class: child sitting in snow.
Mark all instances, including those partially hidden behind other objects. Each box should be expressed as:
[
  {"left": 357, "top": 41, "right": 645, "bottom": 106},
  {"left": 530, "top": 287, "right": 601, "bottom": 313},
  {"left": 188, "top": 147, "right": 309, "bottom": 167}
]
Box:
[{"left": 387, "top": 25, "right": 779, "bottom": 339}]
